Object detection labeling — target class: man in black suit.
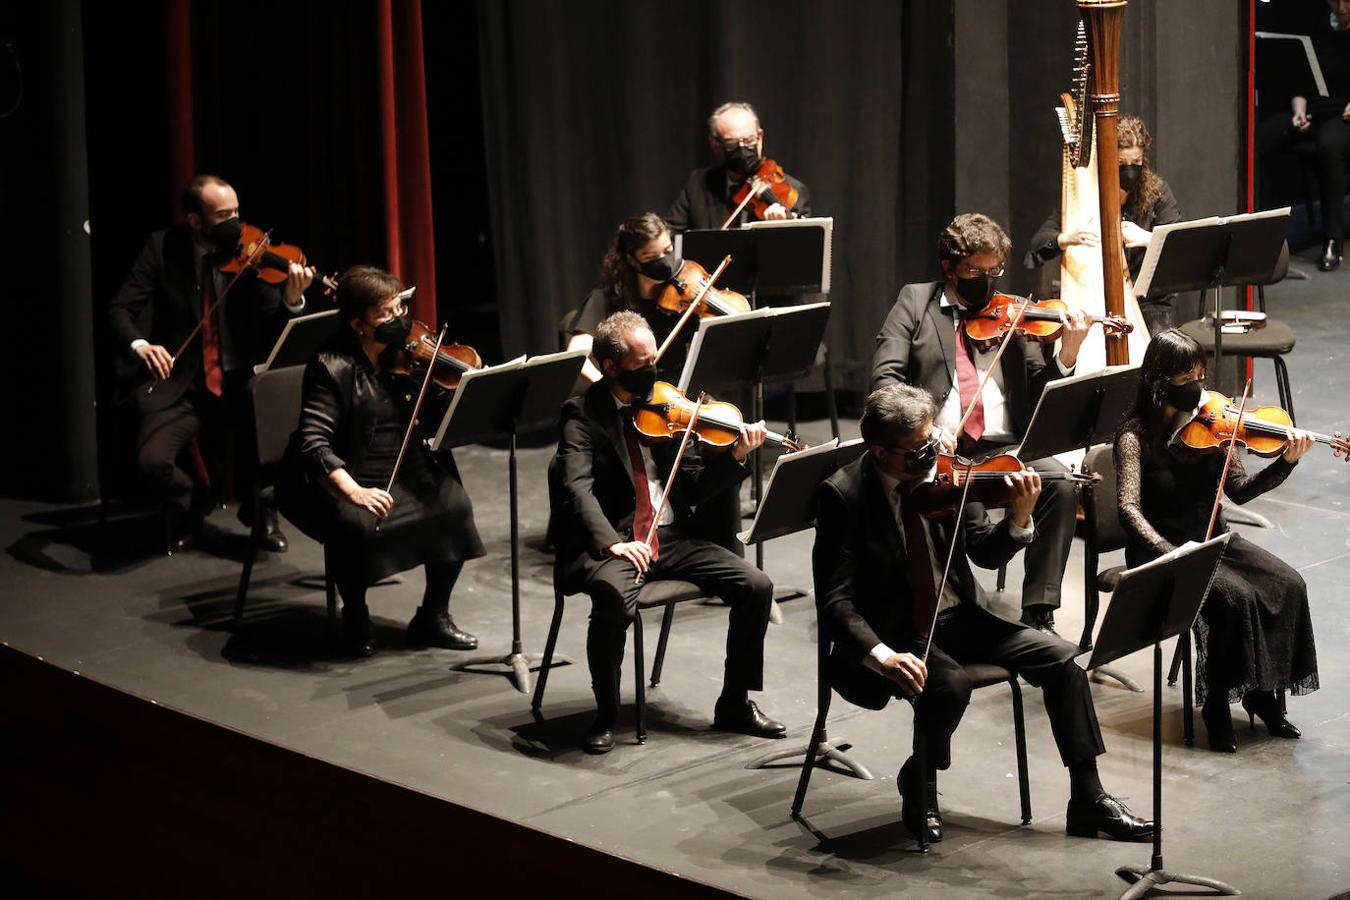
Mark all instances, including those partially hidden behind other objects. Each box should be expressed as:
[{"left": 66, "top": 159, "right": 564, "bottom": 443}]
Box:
[
  {"left": 666, "top": 101, "right": 811, "bottom": 232},
  {"left": 813, "top": 383, "right": 1152, "bottom": 844},
  {"left": 108, "top": 174, "right": 313, "bottom": 551},
  {"left": 550, "top": 310, "right": 786, "bottom": 754},
  {"left": 871, "top": 212, "right": 1088, "bottom": 634}
]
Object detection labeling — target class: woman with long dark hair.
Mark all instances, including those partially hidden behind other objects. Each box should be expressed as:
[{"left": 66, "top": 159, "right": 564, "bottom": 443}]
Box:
[
  {"left": 1113, "top": 329, "right": 1320, "bottom": 752},
  {"left": 279, "top": 266, "right": 485, "bottom": 657}
]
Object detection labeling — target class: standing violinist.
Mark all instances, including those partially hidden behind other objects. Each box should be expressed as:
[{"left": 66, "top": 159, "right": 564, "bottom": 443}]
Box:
[
  {"left": 107, "top": 174, "right": 314, "bottom": 552},
  {"left": 813, "top": 383, "right": 1152, "bottom": 844},
  {"left": 665, "top": 101, "right": 811, "bottom": 232},
  {"left": 549, "top": 310, "right": 785, "bottom": 754},
  {"left": 871, "top": 213, "right": 1090, "bottom": 636},
  {"left": 277, "top": 266, "right": 484, "bottom": 658},
  {"left": 1114, "top": 330, "right": 1320, "bottom": 752}
]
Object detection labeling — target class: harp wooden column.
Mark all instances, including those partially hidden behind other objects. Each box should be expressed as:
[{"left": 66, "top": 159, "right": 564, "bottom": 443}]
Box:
[{"left": 1080, "top": 0, "right": 1129, "bottom": 365}]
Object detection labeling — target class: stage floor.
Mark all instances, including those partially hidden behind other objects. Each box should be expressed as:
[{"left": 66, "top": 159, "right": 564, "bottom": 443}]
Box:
[{"left": 3, "top": 253, "right": 1349, "bottom": 898}]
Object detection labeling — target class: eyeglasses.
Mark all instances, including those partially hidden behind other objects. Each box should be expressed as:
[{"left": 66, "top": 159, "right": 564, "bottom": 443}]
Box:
[
  {"left": 888, "top": 437, "right": 939, "bottom": 468},
  {"left": 954, "top": 262, "right": 1005, "bottom": 279},
  {"left": 718, "top": 137, "right": 757, "bottom": 152}
]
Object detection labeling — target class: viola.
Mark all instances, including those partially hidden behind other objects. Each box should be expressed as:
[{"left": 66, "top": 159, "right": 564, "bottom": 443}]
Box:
[
  {"left": 724, "top": 158, "right": 800, "bottom": 227},
  {"left": 383, "top": 318, "right": 483, "bottom": 391},
  {"left": 961, "top": 292, "right": 1132, "bottom": 351},
  {"left": 654, "top": 258, "right": 751, "bottom": 319},
  {"left": 632, "top": 381, "right": 805, "bottom": 452},
  {"left": 219, "top": 221, "right": 338, "bottom": 294},
  {"left": 1176, "top": 391, "right": 1349, "bottom": 460},
  {"left": 911, "top": 451, "right": 1097, "bottom": 520}
]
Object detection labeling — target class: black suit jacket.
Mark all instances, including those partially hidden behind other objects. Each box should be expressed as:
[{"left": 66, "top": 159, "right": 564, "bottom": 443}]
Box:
[
  {"left": 107, "top": 225, "right": 292, "bottom": 411},
  {"left": 665, "top": 163, "right": 812, "bottom": 232},
  {"left": 812, "top": 454, "right": 1023, "bottom": 711},
  {"left": 549, "top": 380, "right": 750, "bottom": 591},
  {"left": 869, "top": 281, "right": 1064, "bottom": 439}
]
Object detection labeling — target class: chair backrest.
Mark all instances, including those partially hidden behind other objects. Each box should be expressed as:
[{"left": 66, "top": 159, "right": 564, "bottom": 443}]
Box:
[
  {"left": 1084, "top": 444, "right": 1127, "bottom": 554},
  {"left": 251, "top": 364, "right": 306, "bottom": 467}
]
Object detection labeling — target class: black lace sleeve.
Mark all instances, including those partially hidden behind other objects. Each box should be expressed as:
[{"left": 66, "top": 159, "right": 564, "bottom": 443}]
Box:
[
  {"left": 1223, "top": 452, "right": 1297, "bottom": 505},
  {"left": 1114, "top": 427, "right": 1176, "bottom": 556}
]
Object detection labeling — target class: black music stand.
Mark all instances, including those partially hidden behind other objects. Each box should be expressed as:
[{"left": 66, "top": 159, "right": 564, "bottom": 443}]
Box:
[
  {"left": 735, "top": 439, "right": 873, "bottom": 777},
  {"left": 678, "top": 304, "right": 831, "bottom": 588},
  {"left": 1133, "top": 209, "right": 1289, "bottom": 395},
  {"left": 1085, "top": 534, "right": 1235, "bottom": 900},
  {"left": 430, "top": 350, "right": 587, "bottom": 694},
  {"left": 254, "top": 309, "right": 339, "bottom": 373},
  {"left": 1018, "top": 365, "right": 1143, "bottom": 691}
]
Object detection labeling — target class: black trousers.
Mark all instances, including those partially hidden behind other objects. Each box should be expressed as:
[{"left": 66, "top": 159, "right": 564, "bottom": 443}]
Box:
[
  {"left": 967, "top": 444, "right": 1077, "bottom": 611},
  {"left": 903, "top": 604, "right": 1104, "bottom": 771},
  {"left": 1258, "top": 111, "right": 1350, "bottom": 240},
  {"left": 135, "top": 371, "right": 259, "bottom": 512},
  {"left": 580, "top": 526, "right": 773, "bottom": 716}
]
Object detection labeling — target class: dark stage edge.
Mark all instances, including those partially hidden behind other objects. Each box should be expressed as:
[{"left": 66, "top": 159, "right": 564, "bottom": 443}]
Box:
[{"left": 2, "top": 253, "right": 1350, "bottom": 898}]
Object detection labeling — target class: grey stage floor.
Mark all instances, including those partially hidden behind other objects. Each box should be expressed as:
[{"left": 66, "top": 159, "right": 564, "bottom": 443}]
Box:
[{"left": 3, "top": 255, "right": 1350, "bottom": 898}]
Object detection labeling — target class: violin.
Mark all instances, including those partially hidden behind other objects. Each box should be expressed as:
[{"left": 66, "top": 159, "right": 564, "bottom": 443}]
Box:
[
  {"left": 961, "top": 293, "right": 1132, "bottom": 351},
  {"left": 220, "top": 222, "right": 338, "bottom": 293},
  {"left": 655, "top": 258, "right": 751, "bottom": 319},
  {"left": 1176, "top": 391, "right": 1349, "bottom": 460},
  {"left": 632, "top": 381, "right": 805, "bottom": 452},
  {"left": 911, "top": 451, "right": 1098, "bottom": 520},
  {"left": 383, "top": 319, "right": 483, "bottom": 391},
  {"left": 724, "top": 158, "right": 800, "bottom": 227}
]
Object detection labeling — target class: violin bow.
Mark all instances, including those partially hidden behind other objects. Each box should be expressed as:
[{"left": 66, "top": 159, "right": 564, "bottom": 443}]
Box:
[
  {"left": 1204, "top": 377, "right": 1253, "bottom": 542},
  {"left": 720, "top": 176, "right": 768, "bottom": 230},
  {"left": 146, "top": 230, "right": 273, "bottom": 394},
  {"left": 374, "top": 323, "right": 449, "bottom": 532},
  {"left": 654, "top": 255, "right": 732, "bottom": 365},
  {"left": 634, "top": 392, "right": 707, "bottom": 585},
  {"left": 920, "top": 297, "right": 1031, "bottom": 664}
]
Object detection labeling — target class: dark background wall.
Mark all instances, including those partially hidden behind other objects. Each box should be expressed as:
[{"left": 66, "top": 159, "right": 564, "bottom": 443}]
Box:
[{"left": 0, "top": 0, "right": 1249, "bottom": 503}]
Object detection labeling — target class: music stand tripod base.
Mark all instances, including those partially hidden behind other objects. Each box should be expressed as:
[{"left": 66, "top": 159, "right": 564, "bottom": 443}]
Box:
[
  {"left": 1116, "top": 865, "right": 1239, "bottom": 900},
  {"left": 746, "top": 729, "right": 874, "bottom": 780},
  {"left": 454, "top": 652, "right": 572, "bottom": 695},
  {"left": 1089, "top": 663, "right": 1143, "bottom": 692}
]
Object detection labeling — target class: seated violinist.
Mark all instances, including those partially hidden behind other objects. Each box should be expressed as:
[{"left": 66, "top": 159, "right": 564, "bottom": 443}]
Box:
[
  {"left": 813, "top": 383, "right": 1152, "bottom": 844},
  {"left": 666, "top": 101, "right": 811, "bottom": 231},
  {"left": 549, "top": 310, "right": 785, "bottom": 754},
  {"left": 871, "top": 213, "right": 1089, "bottom": 635},
  {"left": 107, "top": 174, "right": 314, "bottom": 552},
  {"left": 277, "top": 266, "right": 484, "bottom": 658}
]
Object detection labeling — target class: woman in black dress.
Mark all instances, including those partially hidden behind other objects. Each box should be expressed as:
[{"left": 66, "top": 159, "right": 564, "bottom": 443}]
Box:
[
  {"left": 1113, "top": 330, "right": 1320, "bottom": 752},
  {"left": 280, "top": 266, "right": 485, "bottom": 657}
]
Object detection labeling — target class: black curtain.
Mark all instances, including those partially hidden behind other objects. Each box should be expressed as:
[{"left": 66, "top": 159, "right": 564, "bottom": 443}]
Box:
[{"left": 477, "top": 0, "right": 952, "bottom": 392}]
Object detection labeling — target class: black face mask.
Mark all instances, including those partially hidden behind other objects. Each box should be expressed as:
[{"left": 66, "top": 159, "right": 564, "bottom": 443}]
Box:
[
  {"left": 1161, "top": 379, "right": 1203, "bottom": 412},
  {"left": 725, "top": 144, "right": 761, "bottom": 177},
  {"left": 207, "top": 217, "right": 242, "bottom": 254},
  {"left": 370, "top": 315, "right": 412, "bottom": 347},
  {"left": 900, "top": 438, "right": 938, "bottom": 474},
  {"left": 637, "top": 249, "right": 682, "bottom": 283},
  {"left": 1119, "top": 164, "right": 1144, "bottom": 194},
  {"left": 616, "top": 363, "right": 658, "bottom": 400},
  {"left": 954, "top": 274, "right": 996, "bottom": 311}
]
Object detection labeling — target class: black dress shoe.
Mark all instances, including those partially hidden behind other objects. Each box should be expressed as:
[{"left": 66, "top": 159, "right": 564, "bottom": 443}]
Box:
[
  {"left": 1065, "top": 792, "right": 1154, "bottom": 841},
  {"left": 712, "top": 698, "right": 787, "bottom": 738},
  {"left": 1320, "top": 238, "right": 1343, "bottom": 271},
  {"left": 405, "top": 608, "right": 478, "bottom": 650},
  {"left": 1202, "top": 700, "right": 1237, "bottom": 753},
  {"left": 342, "top": 608, "right": 376, "bottom": 658},
  {"left": 583, "top": 712, "right": 616, "bottom": 754},
  {"left": 1241, "top": 691, "right": 1301, "bottom": 739},
  {"left": 1019, "top": 605, "right": 1059, "bottom": 636},
  {"left": 899, "top": 757, "right": 943, "bottom": 843}
]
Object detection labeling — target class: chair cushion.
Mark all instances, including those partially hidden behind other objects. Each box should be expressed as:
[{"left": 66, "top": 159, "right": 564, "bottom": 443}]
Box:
[
  {"left": 1097, "top": 565, "right": 1126, "bottom": 593},
  {"left": 1179, "top": 318, "right": 1296, "bottom": 356},
  {"left": 963, "top": 663, "right": 1015, "bottom": 689},
  {"left": 635, "top": 579, "right": 706, "bottom": 607}
]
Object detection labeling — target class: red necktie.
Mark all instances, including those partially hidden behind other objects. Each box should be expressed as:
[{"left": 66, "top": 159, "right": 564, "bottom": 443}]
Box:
[
  {"left": 623, "top": 412, "right": 660, "bottom": 561},
  {"left": 954, "top": 320, "right": 984, "bottom": 443},
  {"left": 900, "top": 495, "right": 940, "bottom": 637},
  {"left": 200, "top": 262, "right": 224, "bottom": 397}
]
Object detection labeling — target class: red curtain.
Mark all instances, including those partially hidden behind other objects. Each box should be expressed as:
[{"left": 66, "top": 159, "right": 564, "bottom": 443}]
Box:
[
  {"left": 164, "top": 0, "right": 195, "bottom": 222},
  {"left": 376, "top": 0, "right": 437, "bottom": 324}
]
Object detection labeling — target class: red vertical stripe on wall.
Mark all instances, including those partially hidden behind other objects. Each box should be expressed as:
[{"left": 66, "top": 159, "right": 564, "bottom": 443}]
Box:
[
  {"left": 375, "top": 0, "right": 437, "bottom": 324},
  {"left": 164, "top": 0, "right": 196, "bottom": 221}
]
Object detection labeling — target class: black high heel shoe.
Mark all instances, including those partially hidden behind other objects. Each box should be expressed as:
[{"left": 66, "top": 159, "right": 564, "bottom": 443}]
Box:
[
  {"left": 1201, "top": 701, "right": 1237, "bottom": 753},
  {"left": 1241, "top": 691, "right": 1301, "bottom": 739}
]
